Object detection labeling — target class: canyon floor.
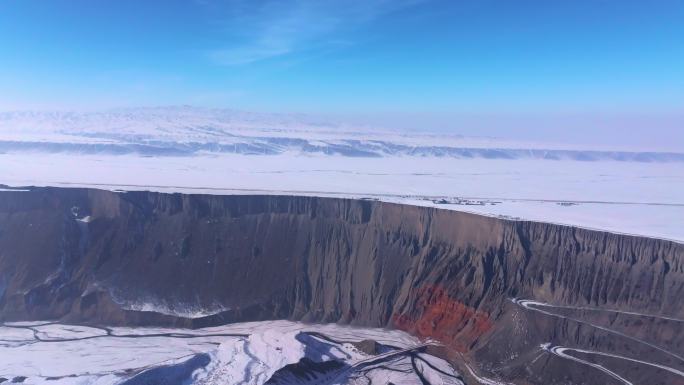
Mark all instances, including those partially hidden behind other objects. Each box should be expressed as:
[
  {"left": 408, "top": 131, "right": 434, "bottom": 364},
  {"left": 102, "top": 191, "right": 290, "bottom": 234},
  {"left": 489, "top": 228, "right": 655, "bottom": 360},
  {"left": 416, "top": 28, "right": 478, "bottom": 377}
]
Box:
[{"left": 0, "top": 320, "right": 462, "bottom": 385}]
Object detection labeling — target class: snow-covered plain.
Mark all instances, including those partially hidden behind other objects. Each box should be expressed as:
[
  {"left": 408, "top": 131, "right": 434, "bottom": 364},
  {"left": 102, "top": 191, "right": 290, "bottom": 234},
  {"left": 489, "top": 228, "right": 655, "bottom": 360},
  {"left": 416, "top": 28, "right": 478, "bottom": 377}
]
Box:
[
  {"left": 1, "top": 152, "right": 682, "bottom": 242},
  {"left": 1, "top": 106, "right": 682, "bottom": 242},
  {"left": 0, "top": 320, "right": 463, "bottom": 385}
]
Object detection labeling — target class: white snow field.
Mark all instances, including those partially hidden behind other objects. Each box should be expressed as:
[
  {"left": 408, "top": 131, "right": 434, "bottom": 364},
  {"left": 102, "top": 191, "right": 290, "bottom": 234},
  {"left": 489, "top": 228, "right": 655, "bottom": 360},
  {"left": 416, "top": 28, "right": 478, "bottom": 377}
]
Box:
[
  {"left": 1, "top": 106, "right": 682, "bottom": 242},
  {"left": 0, "top": 320, "right": 463, "bottom": 385}
]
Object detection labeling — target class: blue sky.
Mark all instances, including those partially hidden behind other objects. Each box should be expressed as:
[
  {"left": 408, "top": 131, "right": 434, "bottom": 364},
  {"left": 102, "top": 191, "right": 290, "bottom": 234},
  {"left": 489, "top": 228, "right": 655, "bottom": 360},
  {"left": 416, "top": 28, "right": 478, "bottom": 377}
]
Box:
[{"left": 0, "top": 0, "right": 683, "bottom": 144}]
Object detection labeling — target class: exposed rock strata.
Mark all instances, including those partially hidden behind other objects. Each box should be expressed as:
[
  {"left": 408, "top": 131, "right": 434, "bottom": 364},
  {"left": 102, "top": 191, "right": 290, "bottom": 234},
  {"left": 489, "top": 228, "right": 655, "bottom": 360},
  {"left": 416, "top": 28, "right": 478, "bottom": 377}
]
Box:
[{"left": 0, "top": 187, "right": 682, "bottom": 384}]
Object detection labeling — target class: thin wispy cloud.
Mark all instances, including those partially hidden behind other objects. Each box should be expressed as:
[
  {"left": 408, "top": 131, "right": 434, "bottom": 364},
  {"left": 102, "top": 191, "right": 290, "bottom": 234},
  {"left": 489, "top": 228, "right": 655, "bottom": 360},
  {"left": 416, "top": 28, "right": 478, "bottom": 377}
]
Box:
[{"left": 206, "top": 0, "right": 423, "bottom": 66}]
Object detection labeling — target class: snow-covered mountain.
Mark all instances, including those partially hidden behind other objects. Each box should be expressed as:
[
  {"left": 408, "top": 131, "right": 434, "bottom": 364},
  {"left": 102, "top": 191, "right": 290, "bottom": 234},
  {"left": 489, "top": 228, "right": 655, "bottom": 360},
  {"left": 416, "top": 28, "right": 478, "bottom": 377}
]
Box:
[{"left": 1, "top": 106, "right": 682, "bottom": 161}]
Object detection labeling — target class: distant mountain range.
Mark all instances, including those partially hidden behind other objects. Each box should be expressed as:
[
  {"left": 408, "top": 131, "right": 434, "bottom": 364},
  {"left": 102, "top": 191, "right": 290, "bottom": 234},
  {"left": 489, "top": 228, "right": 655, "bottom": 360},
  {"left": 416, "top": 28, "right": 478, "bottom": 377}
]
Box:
[{"left": 1, "top": 106, "right": 682, "bottom": 162}]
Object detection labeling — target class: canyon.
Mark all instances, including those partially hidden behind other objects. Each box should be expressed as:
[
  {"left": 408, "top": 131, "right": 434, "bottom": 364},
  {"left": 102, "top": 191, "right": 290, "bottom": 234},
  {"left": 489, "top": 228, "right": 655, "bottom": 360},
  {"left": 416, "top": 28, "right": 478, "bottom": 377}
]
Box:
[{"left": 0, "top": 186, "right": 682, "bottom": 384}]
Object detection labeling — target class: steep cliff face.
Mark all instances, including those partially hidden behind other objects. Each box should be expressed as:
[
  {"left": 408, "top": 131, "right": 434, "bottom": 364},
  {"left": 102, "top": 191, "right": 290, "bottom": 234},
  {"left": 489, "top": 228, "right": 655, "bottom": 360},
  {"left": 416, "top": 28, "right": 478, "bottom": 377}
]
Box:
[{"left": 1, "top": 187, "right": 683, "bottom": 384}]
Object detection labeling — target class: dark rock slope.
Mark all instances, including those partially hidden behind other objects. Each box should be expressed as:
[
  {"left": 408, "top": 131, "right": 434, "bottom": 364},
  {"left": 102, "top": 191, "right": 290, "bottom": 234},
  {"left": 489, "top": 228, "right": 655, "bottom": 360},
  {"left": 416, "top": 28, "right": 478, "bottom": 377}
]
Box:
[{"left": 0, "top": 187, "right": 683, "bottom": 384}]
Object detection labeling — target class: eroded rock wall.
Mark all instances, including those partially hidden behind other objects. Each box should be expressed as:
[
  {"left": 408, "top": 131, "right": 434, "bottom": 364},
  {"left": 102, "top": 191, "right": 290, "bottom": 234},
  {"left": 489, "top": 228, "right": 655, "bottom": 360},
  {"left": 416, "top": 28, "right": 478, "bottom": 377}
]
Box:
[{"left": 1, "top": 187, "right": 682, "bottom": 384}]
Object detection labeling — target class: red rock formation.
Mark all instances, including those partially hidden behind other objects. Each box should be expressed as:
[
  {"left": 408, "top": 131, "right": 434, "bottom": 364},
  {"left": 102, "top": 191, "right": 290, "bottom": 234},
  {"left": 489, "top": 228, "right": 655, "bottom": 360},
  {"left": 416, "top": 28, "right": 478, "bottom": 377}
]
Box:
[{"left": 393, "top": 285, "right": 493, "bottom": 352}]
